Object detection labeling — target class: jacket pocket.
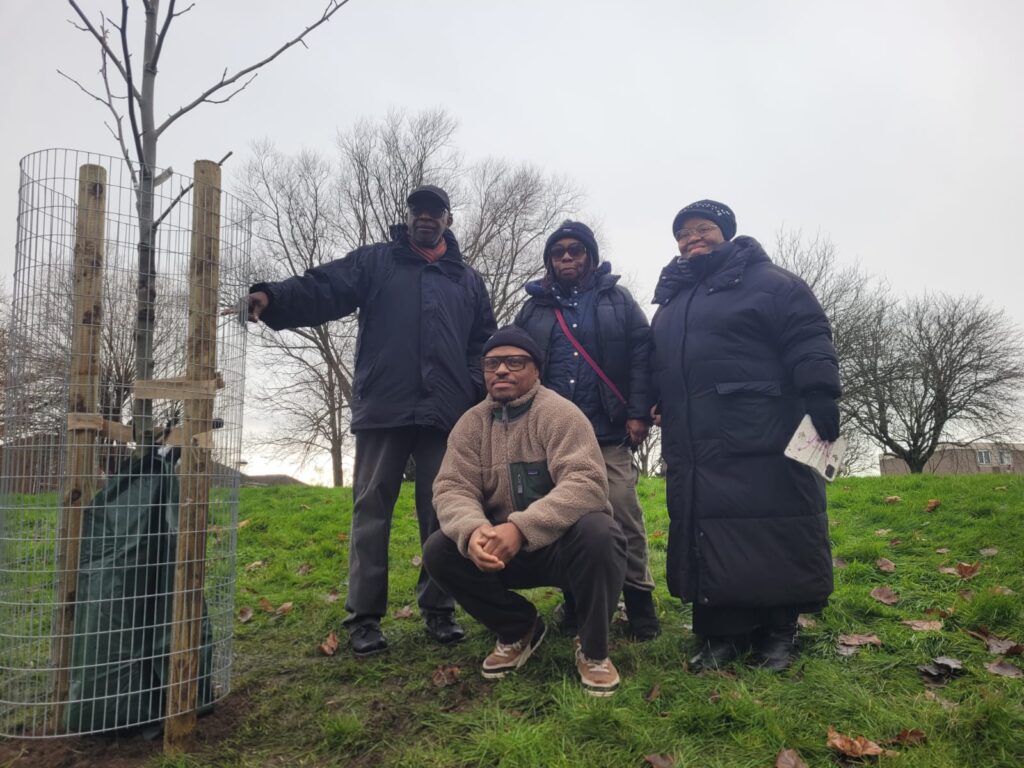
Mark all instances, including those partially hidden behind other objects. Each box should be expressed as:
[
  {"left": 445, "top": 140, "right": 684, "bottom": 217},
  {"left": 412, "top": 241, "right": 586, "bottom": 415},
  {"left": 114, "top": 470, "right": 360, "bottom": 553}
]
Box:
[
  {"left": 715, "top": 380, "right": 784, "bottom": 456},
  {"left": 509, "top": 461, "right": 554, "bottom": 511}
]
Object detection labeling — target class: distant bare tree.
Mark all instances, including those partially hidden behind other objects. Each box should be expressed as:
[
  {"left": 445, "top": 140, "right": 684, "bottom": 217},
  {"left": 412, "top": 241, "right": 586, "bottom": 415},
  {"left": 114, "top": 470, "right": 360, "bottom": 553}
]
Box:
[
  {"left": 845, "top": 293, "right": 1024, "bottom": 473},
  {"left": 460, "top": 160, "right": 584, "bottom": 324},
  {"left": 633, "top": 428, "right": 663, "bottom": 478},
  {"left": 773, "top": 229, "right": 882, "bottom": 473},
  {"left": 240, "top": 144, "right": 353, "bottom": 486}
]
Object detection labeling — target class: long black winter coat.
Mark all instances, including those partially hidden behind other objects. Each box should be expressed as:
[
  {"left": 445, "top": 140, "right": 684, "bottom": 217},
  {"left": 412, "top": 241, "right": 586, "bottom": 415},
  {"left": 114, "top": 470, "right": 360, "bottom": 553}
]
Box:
[
  {"left": 514, "top": 266, "right": 653, "bottom": 438},
  {"left": 650, "top": 236, "right": 840, "bottom": 608},
  {"left": 252, "top": 228, "right": 496, "bottom": 433}
]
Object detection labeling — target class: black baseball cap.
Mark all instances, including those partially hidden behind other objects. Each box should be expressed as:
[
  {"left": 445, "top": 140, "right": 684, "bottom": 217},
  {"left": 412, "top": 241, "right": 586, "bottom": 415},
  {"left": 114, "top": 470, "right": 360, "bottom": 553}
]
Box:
[{"left": 407, "top": 184, "right": 450, "bottom": 211}]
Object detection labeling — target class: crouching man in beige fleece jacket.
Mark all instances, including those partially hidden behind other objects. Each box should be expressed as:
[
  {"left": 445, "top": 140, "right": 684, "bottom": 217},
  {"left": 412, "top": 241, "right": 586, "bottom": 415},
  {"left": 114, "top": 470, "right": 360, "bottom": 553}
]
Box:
[{"left": 423, "top": 326, "right": 627, "bottom": 696}]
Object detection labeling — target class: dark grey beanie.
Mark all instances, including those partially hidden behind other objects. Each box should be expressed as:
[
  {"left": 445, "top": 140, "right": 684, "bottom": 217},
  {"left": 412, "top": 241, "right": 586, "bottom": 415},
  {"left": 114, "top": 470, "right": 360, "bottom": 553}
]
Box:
[
  {"left": 482, "top": 326, "right": 543, "bottom": 369},
  {"left": 671, "top": 200, "right": 737, "bottom": 241},
  {"left": 543, "top": 220, "right": 600, "bottom": 267}
]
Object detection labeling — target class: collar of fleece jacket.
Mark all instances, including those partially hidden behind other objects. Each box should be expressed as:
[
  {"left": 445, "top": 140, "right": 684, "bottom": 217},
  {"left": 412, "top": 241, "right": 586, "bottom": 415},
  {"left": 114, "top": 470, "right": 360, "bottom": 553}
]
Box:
[{"left": 489, "top": 380, "right": 541, "bottom": 421}]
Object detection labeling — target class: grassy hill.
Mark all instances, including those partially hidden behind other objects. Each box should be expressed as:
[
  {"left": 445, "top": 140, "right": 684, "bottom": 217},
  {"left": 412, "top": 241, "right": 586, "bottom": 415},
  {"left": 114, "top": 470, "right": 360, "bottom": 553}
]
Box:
[{"left": 3, "top": 475, "right": 1023, "bottom": 767}]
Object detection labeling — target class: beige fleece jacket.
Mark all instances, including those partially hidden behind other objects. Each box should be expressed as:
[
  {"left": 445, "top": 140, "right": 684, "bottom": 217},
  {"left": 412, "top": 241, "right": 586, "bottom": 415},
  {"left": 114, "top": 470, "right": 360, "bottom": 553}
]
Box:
[{"left": 433, "top": 381, "right": 612, "bottom": 556}]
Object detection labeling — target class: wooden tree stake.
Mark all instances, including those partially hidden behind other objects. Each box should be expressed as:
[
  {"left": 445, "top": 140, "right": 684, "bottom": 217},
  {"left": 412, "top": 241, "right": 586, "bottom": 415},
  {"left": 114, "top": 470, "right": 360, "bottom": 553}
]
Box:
[
  {"left": 164, "top": 160, "right": 221, "bottom": 751},
  {"left": 51, "top": 164, "right": 107, "bottom": 731}
]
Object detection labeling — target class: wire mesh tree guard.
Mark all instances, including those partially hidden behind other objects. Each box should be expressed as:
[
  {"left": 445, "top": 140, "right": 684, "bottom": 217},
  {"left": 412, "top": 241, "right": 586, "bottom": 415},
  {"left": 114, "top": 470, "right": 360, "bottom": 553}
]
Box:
[{"left": 0, "top": 148, "right": 251, "bottom": 740}]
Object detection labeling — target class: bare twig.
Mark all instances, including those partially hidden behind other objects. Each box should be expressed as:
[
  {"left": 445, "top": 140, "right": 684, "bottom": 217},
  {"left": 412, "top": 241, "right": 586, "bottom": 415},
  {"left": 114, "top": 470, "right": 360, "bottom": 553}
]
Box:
[
  {"left": 99, "top": 47, "right": 140, "bottom": 191},
  {"left": 156, "top": 0, "right": 349, "bottom": 136},
  {"left": 117, "top": 2, "right": 144, "bottom": 166},
  {"left": 150, "top": 0, "right": 196, "bottom": 73},
  {"left": 66, "top": 0, "right": 142, "bottom": 100}
]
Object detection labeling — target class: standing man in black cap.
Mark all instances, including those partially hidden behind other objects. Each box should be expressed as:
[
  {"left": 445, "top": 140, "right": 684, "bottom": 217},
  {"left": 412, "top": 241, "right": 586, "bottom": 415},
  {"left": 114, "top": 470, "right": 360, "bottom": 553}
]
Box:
[
  {"left": 241, "top": 184, "right": 497, "bottom": 655},
  {"left": 514, "top": 221, "right": 660, "bottom": 641}
]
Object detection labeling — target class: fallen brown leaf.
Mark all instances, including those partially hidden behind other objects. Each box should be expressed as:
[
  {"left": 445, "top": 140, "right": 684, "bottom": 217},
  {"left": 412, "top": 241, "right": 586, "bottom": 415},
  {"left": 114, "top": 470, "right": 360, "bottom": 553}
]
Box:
[
  {"left": 797, "top": 615, "right": 817, "bottom": 629},
  {"left": 966, "top": 627, "right": 1024, "bottom": 655},
  {"left": 244, "top": 560, "right": 266, "bottom": 572},
  {"left": 643, "top": 755, "right": 676, "bottom": 768},
  {"left": 393, "top": 605, "right": 415, "bottom": 619},
  {"left": 959, "top": 590, "right": 975, "bottom": 601},
  {"left": 650, "top": 530, "right": 665, "bottom": 539},
  {"left": 838, "top": 633, "right": 882, "bottom": 656},
  {"left": 870, "top": 586, "right": 899, "bottom": 605},
  {"left": 924, "top": 498, "right": 941, "bottom": 512},
  {"left": 992, "top": 585, "right": 1015, "bottom": 595},
  {"left": 296, "top": 563, "right": 313, "bottom": 576},
  {"left": 874, "top": 528, "right": 891, "bottom": 536},
  {"left": 325, "top": 590, "right": 340, "bottom": 603},
  {"left": 238, "top": 606, "right": 254, "bottom": 623},
  {"left": 876, "top": 557, "right": 896, "bottom": 572},
  {"left": 902, "top": 620, "right": 943, "bottom": 632},
  {"left": 336, "top": 532, "right": 348, "bottom": 542},
  {"left": 925, "top": 607, "right": 955, "bottom": 618},
  {"left": 832, "top": 557, "right": 849, "bottom": 569},
  {"left": 985, "top": 658, "right": 1024, "bottom": 678},
  {"left": 318, "top": 630, "right": 339, "bottom": 657},
  {"left": 884, "top": 728, "right": 927, "bottom": 746},
  {"left": 775, "top": 748, "right": 809, "bottom": 768},
  {"left": 826, "top": 725, "right": 886, "bottom": 757},
  {"left": 708, "top": 689, "right": 721, "bottom": 703},
  {"left": 933, "top": 656, "right": 964, "bottom": 672},
  {"left": 993, "top": 485, "right": 1008, "bottom": 491},
  {"left": 411, "top": 555, "right": 423, "bottom": 567},
  {"left": 938, "top": 566, "right": 959, "bottom": 576},
  {"left": 884, "top": 495, "right": 902, "bottom": 504},
  {"left": 935, "top": 547, "right": 950, "bottom": 554},
  {"left": 979, "top": 547, "right": 999, "bottom": 557},
  {"left": 644, "top": 683, "right": 661, "bottom": 702},
  {"left": 237, "top": 518, "right": 251, "bottom": 530},
  {"left": 889, "top": 538, "right": 903, "bottom": 546},
  {"left": 258, "top": 597, "right": 274, "bottom": 613},
  {"left": 955, "top": 562, "right": 981, "bottom": 579},
  {"left": 275, "top": 601, "right": 293, "bottom": 616},
  {"left": 431, "top": 664, "right": 461, "bottom": 687}
]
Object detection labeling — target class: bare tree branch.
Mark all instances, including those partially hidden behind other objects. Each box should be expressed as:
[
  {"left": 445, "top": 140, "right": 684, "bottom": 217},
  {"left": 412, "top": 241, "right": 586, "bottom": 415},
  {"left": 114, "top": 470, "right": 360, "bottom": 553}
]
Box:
[
  {"left": 157, "top": 0, "right": 349, "bottom": 136},
  {"left": 117, "top": 1, "right": 145, "bottom": 166},
  {"left": 66, "top": 0, "right": 142, "bottom": 101}
]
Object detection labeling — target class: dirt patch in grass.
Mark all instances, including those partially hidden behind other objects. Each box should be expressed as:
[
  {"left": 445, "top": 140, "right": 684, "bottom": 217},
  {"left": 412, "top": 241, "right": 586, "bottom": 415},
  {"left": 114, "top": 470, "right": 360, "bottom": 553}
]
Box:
[{"left": 0, "top": 691, "right": 249, "bottom": 768}]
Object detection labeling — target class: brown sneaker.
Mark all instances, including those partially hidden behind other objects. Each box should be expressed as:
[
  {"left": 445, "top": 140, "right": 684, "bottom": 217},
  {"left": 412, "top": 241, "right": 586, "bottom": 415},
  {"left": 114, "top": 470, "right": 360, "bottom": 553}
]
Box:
[
  {"left": 481, "top": 616, "right": 547, "bottom": 679},
  {"left": 574, "top": 640, "right": 620, "bottom": 697}
]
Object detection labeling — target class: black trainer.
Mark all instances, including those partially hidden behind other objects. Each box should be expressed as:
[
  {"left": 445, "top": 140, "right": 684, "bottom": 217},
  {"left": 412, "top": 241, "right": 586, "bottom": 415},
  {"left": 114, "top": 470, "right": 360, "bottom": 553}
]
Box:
[
  {"left": 349, "top": 622, "right": 388, "bottom": 657},
  {"left": 424, "top": 613, "right": 466, "bottom": 645}
]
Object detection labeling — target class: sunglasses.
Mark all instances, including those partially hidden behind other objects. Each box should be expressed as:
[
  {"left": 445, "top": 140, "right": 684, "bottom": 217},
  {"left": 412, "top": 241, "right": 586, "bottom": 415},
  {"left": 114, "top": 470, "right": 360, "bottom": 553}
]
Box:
[
  {"left": 547, "top": 243, "right": 588, "bottom": 260},
  {"left": 481, "top": 355, "right": 533, "bottom": 372}
]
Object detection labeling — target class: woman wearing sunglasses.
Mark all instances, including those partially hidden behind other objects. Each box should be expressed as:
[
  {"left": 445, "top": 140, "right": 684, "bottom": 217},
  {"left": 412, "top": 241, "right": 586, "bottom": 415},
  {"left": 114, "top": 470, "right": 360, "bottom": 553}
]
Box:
[
  {"left": 650, "top": 199, "right": 841, "bottom": 672},
  {"left": 514, "top": 221, "right": 660, "bottom": 642}
]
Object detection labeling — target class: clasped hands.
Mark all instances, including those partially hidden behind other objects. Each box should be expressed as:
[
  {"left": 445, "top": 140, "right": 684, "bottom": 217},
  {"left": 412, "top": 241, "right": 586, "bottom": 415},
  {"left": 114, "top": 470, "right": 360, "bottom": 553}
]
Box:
[{"left": 467, "top": 522, "right": 524, "bottom": 572}]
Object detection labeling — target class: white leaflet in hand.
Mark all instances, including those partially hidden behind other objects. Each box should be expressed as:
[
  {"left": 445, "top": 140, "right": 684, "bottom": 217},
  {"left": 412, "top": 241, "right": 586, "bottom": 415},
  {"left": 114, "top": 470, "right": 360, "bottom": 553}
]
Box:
[{"left": 784, "top": 414, "right": 848, "bottom": 481}]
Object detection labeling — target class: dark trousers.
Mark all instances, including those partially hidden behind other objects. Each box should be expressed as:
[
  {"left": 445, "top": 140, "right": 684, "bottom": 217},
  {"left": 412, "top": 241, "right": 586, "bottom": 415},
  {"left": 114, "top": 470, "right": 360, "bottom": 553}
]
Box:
[
  {"left": 423, "top": 513, "right": 626, "bottom": 659},
  {"left": 343, "top": 426, "right": 453, "bottom": 627},
  {"left": 692, "top": 604, "right": 804, "bottom": 637}
]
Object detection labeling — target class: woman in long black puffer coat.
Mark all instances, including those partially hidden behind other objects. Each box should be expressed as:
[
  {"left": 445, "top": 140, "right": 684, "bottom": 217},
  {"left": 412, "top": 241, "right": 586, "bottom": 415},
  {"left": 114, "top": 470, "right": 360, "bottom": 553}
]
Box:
[{"left": 650, "top": 199, "right": 841, "bottom": 672}]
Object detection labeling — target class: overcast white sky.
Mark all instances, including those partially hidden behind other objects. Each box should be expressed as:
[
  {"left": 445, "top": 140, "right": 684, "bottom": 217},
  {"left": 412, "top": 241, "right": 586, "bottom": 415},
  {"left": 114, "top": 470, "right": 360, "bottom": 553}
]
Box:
[{"left": 2, "top": 1, "right": 1022, "bottom": 483}]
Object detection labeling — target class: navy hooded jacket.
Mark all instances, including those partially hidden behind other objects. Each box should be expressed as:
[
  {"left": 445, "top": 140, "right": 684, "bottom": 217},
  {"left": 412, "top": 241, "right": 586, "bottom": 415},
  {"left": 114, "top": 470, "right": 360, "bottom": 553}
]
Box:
[{"left": 251, "top": 227, "right": 496, "bottom": 433}]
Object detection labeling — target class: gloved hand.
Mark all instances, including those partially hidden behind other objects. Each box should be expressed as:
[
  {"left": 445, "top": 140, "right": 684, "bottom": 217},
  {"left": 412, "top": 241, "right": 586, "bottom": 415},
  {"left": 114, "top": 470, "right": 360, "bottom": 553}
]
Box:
[{"left": 804, "top": 391, "right": 840, "bottom": 442}]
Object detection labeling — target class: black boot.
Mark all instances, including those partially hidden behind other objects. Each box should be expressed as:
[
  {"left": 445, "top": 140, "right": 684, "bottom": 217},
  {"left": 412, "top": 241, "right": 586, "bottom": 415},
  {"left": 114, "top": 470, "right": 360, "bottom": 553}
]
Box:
[
  {"left": 751, "top": 623, "right": 798, "bottom": 671},
  {"left": 688, "top": 634, "right": 746, "bottom": 673},
  {"left": 622, "top": 587, "right": 661, "bottom": 641}
]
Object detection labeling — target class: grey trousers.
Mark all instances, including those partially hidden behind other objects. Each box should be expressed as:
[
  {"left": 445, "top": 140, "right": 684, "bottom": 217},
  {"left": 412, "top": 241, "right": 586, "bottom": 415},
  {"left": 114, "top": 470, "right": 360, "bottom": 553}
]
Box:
[
  {"left": 343, "top": 426, "right": 454, "bottom": 628},
  {"left": 424, "top": 513, "right": 626, "bottom": 659},
  {"left": 601, "top": 444, "right": 655, "bottom": 592}
]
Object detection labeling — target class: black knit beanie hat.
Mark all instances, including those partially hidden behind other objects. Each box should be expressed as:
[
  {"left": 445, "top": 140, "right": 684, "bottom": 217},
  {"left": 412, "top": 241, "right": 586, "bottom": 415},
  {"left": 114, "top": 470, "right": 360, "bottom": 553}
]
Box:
[
  {"left": 671, "top": 200, "right": 737, "bottom": 241},
  {"left": 482, "top": 326, "right": 543, "bottom": 370},
  {"left": 543, "top": 220, "right": 600, "bottom": 268}
]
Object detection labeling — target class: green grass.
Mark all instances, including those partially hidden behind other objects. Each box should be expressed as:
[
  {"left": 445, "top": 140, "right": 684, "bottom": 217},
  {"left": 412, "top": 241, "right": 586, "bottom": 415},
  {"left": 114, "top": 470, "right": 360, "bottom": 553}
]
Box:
[{"left": 7, "top": 476, "right": 1024, "bottom": 767}]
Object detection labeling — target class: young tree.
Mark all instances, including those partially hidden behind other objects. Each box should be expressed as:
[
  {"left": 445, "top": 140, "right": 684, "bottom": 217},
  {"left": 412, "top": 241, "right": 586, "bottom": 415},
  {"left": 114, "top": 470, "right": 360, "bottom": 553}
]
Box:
[
  {"left": 62, "top": 0, "right": 350, "bottom": 444},
  {"left": 845, "top": 293, "right": 1024, "bottom": 473}
]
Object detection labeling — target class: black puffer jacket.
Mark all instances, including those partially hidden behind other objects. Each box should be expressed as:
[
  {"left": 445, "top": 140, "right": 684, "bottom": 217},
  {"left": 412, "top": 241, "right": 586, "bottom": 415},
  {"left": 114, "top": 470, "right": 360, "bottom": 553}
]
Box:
[
  {"left": 514, "top": 265, "right": 653, "bottom": 439},
  {"left": 650, "top": 236, "right": 840, "bottom": 608},
  {"left": 252, "top": 228, "right": 496, "bottom": 433}
]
